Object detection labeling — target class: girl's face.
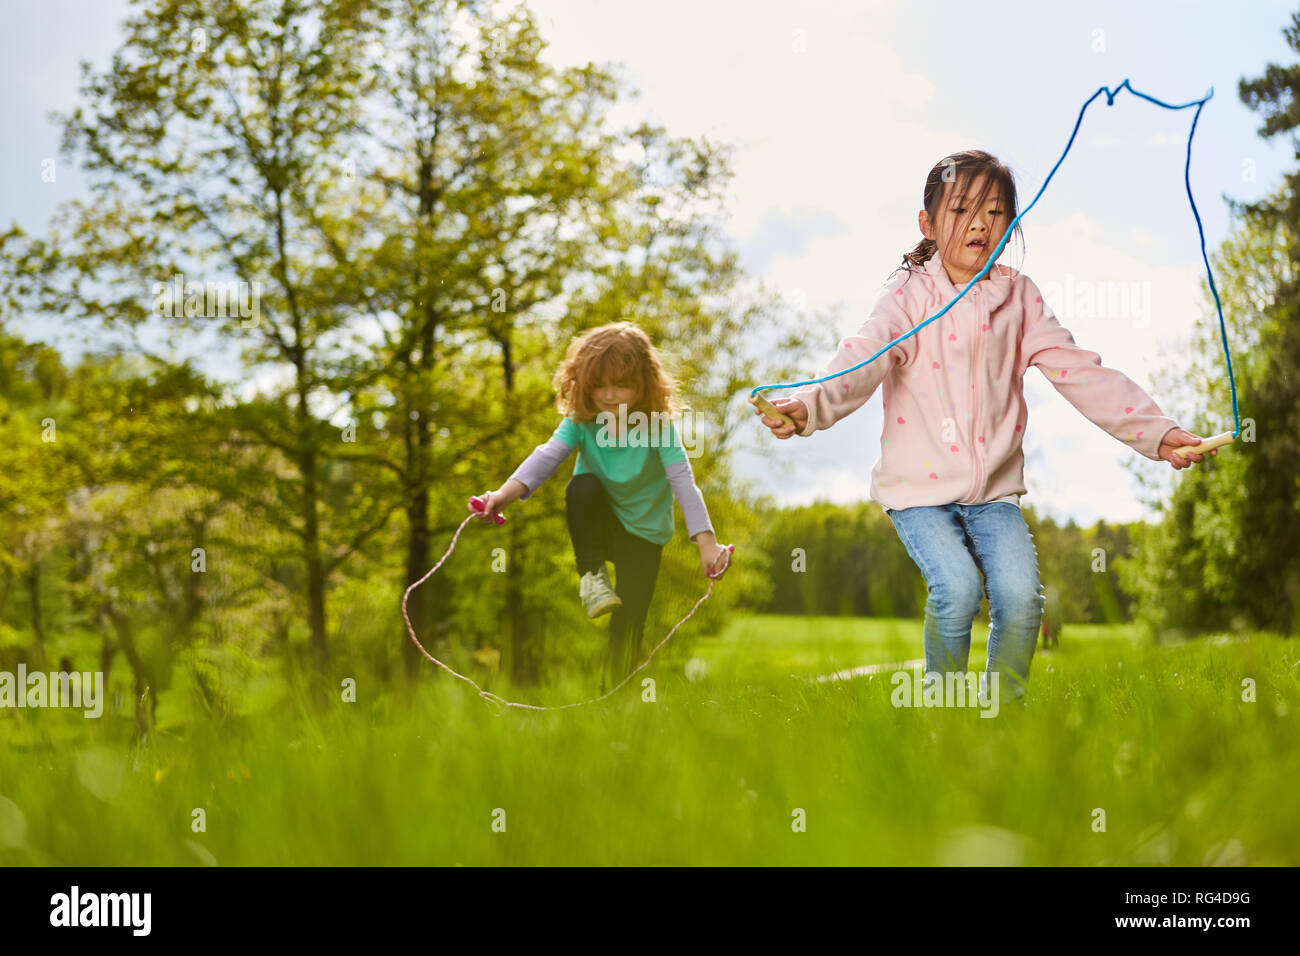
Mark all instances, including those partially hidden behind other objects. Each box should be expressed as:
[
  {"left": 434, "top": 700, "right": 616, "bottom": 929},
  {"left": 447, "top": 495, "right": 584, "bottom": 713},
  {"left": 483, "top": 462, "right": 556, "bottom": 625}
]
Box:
[
  {"left": 593, "top": 377, "right": 638, "bottom": 414},
  {"left": 918, "top": 171, "right": 1010, "bottom": 285}
]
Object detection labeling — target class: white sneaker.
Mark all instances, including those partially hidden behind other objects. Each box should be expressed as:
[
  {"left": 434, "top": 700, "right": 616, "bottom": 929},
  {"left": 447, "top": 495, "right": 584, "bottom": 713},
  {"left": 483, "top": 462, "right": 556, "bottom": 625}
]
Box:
[{"left": 580, "top": 565, "right": 622, "bottom": 618}]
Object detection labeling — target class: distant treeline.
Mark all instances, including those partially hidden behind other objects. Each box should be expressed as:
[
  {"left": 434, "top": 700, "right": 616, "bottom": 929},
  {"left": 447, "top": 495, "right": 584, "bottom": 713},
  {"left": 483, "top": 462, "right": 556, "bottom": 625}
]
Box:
[{"left": 752, "top": 500, "right": 1139, "bottom": 625}]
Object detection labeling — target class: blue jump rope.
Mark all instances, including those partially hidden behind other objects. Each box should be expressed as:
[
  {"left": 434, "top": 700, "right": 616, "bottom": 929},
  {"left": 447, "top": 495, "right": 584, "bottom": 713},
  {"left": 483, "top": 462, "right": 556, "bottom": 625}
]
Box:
[{"left": 748, "top": 79, "right": 1241, "bottom": 458}]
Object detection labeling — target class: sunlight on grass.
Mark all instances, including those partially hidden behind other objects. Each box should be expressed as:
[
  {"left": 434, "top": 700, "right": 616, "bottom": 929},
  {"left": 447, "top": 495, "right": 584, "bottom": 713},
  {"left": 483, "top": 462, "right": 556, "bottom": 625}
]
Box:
[{"left": 1, "top": 620, "right": 1295, "bottom": 865}]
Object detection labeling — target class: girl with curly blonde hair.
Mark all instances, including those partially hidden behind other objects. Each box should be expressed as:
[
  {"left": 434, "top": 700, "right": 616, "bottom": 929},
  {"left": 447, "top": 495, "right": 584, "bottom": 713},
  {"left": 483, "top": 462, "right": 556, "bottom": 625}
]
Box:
[{"left": 473, "top": 322, "right": 729, "bottom": 691}]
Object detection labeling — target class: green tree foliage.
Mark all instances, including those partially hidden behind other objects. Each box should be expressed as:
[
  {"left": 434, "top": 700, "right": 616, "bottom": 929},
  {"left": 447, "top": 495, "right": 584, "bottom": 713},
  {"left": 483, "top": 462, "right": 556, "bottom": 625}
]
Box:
[
  {"left": 755, "top": 501, "right": 921, "bottom": 619},
  {"left": 5, "top": 0, "right": 396, "bottom": 682},
  {"left": 0, "top": 0, "right": 819, "bottom": 710},
  {"left": 1122, "top": 10, "right": 1300, "bottom": 638},
  {"left": 0, "top": 335, "right": 76, "bottom": 665},
  {"left": 313, "top": 0, "right": 819, "bottom": 685},
  {"left": 755, "top": 498, "right": 1144, "bottom": 626}
]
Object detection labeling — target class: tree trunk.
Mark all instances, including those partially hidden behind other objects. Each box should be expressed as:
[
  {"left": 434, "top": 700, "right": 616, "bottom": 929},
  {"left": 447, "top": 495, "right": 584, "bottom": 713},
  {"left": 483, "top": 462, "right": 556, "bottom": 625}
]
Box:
[
  {"left": 302, "top": 449, "right": 328, "bottom": 677},
  {"left": 27, "top": 560, "right": 47, "bottom": 666},
  {"left": 296, "top": 389, "right": 329, "bottom": 678},
  {"left": 403, "top": 451, "right": 433, "bottom": 681},
  {"left": 505, "top": 520, "right": 538, "bottom": 684},
  {"left": 403, "top": 309, "right": 437, "bottom": 682},
  {"left": 498, "top": 331, "right": 539, "bottom": 685},
  {"left": 102, "top": 603, "right": 155, "bottom": 738},
  {"left": 404, "top": 148, "right": 445, "bottom": 684},
  {"left": 0, "top": 569, "right": 12, "bottom": 619},
  {"left": 181, "top": 518, "right": 204, "bottom": 634},
  {"left": 99, "top": 634, "right": 115, "bottom": 710}
]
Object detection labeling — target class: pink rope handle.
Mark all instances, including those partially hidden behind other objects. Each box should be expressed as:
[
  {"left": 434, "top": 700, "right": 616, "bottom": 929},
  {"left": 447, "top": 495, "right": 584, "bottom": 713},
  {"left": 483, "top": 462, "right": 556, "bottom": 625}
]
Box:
[{"left": 401, "top": 503, "right": 734, "bottom": 714}]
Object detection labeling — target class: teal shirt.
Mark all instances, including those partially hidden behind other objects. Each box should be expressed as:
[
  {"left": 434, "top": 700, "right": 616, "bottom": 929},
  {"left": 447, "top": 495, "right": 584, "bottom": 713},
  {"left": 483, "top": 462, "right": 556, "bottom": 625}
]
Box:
[{"left": 554, "top": 414, "right": 688, "bottom": 546}]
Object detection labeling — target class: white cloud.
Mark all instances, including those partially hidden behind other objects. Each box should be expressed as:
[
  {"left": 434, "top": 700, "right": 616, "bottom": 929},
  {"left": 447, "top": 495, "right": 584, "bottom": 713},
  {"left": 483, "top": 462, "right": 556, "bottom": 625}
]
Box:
[{"left": 782, "top": 465, "right": 875, "bottom": 507}]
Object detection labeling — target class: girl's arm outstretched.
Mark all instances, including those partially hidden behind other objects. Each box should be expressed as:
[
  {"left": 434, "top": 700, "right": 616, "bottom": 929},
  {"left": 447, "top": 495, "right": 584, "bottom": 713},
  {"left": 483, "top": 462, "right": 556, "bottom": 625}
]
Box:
[
  {"left": 777, "top": 282, "right": 918, "bottom": 437},
  {"left": 470, "top": 436, "right": 575, "bottom": 522},
  {"left": 1020, "top": 280, "right": 1183, "bottom": 462},
  {"left": 664, "top": 458, "right": 728, "bottom": 577}
]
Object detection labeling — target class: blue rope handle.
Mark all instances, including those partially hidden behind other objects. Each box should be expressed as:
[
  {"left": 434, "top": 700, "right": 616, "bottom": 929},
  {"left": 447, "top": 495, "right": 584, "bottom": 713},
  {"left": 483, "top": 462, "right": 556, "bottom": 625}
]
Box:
[{"left": 751, "top": 78, "right": 1241, "bottom": 441}]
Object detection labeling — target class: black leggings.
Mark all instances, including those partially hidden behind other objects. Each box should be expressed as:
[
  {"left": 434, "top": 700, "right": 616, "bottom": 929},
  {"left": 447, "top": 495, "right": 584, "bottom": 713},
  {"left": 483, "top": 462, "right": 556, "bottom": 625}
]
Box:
[{"left": 566, "top": 473, "right": 664, "bottom": 689}]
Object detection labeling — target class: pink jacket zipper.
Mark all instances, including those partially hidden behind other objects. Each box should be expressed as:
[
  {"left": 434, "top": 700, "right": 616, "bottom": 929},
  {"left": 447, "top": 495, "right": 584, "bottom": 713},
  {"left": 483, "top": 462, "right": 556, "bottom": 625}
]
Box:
[{"left": 967, "top": 285, "right": 983, "bottom": 501}]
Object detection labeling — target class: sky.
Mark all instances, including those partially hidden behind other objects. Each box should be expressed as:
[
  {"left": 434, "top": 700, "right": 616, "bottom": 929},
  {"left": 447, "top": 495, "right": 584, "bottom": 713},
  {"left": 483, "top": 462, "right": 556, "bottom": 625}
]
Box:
[{"left": 1, "top": 0, "right": 1296, "bottom": 525}]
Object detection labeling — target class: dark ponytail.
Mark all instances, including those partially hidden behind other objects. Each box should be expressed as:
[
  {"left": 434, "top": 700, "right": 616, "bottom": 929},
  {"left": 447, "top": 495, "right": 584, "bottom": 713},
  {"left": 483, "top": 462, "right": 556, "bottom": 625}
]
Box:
[{"left": 902, "top": 237, "right": 938, "bottom": 269}]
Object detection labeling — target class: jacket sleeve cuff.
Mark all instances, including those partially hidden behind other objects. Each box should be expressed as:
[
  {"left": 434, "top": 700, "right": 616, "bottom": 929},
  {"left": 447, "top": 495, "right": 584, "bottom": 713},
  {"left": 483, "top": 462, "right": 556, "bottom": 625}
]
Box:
[
  {"left": 1148, "top": 423, "right": 1181, "bottom": 460},
  {"left": 788, "top": 385, "right": 821, "bottom": 436}
]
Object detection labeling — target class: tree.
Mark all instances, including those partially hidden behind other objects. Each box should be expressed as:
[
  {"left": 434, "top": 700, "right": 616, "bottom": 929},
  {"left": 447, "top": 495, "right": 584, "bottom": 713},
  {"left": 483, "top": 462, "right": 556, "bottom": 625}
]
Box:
[
  {"left": 1121, "top": 9, "right": 1300, "bottom": 637},
  {"left": 0, "top": 333, "right": 77, "bottom": 665},
  {"left": 325, "top": 0, "right": 819, "bottom": 684},
  {"left": 3, "top": 0, "right": 397, "bottom": 684},
  {"left": 1, "top": 0, "right": 818, "bottom": 700}
]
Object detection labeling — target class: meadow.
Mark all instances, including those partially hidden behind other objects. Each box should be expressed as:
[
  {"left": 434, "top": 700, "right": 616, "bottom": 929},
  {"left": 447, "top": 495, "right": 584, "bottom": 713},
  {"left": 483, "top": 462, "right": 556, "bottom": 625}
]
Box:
[{"left": 1, "top": 617, "right": 1295, "bottom": 866}]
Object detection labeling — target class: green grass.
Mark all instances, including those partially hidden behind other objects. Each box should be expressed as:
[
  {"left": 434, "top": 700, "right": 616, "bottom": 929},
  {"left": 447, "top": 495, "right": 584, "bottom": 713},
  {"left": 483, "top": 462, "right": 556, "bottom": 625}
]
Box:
[{"left": 0, "top": 616, "right": 1296, "bottom": 865}]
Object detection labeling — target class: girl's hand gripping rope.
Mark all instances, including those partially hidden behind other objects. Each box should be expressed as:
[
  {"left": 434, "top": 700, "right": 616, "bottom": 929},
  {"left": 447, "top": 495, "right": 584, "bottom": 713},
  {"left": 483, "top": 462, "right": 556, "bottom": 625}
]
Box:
[
  {"left": 702, "top": 542, "right": 735, "bottom": 580},
  {"left": 752, "top": 396, "right": 808, "bottom": 440},
  {"left": 1158, "top": 427, "right": 1228, "bottom": 470},
  {"left": 468, "top": 494, "right": 508, "bottom": 524}
]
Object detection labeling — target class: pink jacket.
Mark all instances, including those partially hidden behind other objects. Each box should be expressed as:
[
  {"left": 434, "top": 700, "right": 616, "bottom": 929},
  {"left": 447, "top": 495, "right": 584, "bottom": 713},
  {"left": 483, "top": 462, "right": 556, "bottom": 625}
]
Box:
[{"left": 789, "top": 253, "right": 1181, "bottom": 512}]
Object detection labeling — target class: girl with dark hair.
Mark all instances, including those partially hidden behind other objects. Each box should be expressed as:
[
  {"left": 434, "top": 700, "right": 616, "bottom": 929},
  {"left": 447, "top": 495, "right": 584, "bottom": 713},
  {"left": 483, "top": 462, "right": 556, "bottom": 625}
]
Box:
[{"left": 755, "top": 149, "right": 1215, "bottom": 700}]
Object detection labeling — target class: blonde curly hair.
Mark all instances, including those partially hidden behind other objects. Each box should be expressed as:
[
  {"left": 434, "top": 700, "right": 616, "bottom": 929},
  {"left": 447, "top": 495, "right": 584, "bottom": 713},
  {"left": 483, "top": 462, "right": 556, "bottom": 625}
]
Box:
[{"left": 553, "top": 322, "right": 684, "bottom": 422}]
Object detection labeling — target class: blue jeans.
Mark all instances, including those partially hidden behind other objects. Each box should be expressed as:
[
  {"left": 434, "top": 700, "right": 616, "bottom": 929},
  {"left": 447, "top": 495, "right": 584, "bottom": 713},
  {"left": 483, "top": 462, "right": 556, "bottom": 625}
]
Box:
[{"left": 885, "top": 502, "right": 1044, "bottom": 698}]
